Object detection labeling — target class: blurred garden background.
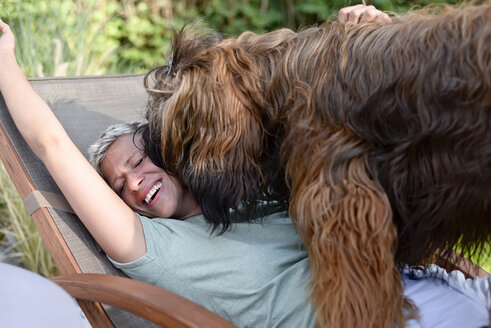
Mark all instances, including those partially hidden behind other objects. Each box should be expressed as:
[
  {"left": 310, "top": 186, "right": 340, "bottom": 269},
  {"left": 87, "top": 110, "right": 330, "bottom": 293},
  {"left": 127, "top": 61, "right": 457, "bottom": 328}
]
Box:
[{"left": 0, "top": 0, "right": 486, "bottom": 278}]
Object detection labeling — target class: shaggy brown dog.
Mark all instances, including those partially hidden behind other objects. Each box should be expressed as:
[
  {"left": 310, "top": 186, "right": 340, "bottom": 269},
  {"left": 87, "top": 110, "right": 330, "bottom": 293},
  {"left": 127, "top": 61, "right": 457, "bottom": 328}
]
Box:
[{"left": 142, "top": 3, "right": 490, "bottom": 327}]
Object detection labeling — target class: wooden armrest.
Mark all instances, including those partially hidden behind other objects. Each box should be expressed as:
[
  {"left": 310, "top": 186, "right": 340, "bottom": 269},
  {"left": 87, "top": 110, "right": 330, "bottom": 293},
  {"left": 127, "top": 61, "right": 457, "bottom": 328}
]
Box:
[
  {"left": 51, "top": 273, "right": 236, "bottom": 328},
  {"left": 434, "top": 251, "right": 490, "bottom": 279},
  {"left": 446, "top": 254, "right": 489, "bottom": 278}
]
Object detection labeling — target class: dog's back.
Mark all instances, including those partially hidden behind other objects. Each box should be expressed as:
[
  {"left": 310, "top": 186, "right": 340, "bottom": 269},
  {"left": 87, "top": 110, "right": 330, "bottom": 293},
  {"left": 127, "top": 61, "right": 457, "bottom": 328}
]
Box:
[
  {"left": 332, "top": 4, "right": 490, "bottom": 265},
  {"left": 232, "top": 3, "right": 491, "bottom": 266},
  {"left": 241, "top": 3, "right": 491, "bottom": 265}
]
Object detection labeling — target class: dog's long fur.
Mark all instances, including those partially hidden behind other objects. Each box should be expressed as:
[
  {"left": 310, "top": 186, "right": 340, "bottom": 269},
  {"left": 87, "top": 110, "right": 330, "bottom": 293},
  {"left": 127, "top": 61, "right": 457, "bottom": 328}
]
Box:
[{"left": 143, "top": 3, "right": 491, "bottom": 327}]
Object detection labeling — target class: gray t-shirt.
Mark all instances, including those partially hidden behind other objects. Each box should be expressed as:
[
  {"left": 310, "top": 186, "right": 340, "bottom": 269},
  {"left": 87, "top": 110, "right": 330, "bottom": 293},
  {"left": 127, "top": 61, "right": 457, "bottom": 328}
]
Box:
[
  {"left": 109, "top": 212, "right": 316, "bottom": 328},
  {"left": 109, "top": 213, "right": 491, "bottom": 328}
]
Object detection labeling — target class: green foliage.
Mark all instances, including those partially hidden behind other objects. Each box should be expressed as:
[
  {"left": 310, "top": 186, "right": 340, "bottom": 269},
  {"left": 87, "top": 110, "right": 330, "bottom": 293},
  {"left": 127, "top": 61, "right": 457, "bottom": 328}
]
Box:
[
  {"left": 1, "top": 0, "right": 465, "bottom": 75},
  {"left": 0, "top": 0, "right": 119, "bottom": 77},
  {"left": 97, "top": 0, "right": 464, "bottom": 73}
]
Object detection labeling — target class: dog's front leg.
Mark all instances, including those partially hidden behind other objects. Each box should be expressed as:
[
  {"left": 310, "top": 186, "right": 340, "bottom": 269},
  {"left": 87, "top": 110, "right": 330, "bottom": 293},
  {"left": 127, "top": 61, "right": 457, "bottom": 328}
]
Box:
[{"left": 287, "top": 134, "right": 407, "bottom": 327}]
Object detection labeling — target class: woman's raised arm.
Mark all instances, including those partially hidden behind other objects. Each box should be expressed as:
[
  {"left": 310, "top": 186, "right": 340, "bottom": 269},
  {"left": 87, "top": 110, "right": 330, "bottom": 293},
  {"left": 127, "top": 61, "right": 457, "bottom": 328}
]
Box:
[{"left": 0, "top": 19, "right": 145, "bottom": 263}]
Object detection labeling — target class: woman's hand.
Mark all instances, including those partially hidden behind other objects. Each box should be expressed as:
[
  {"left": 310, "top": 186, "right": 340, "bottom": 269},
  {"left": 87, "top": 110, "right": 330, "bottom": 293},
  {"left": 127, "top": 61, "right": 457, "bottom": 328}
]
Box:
[
  {"left": 0, "top": 19, "right": 15, "bottom": 56},
  {"left": 338, "top": 4, "right": 391, "bottom": 25}
]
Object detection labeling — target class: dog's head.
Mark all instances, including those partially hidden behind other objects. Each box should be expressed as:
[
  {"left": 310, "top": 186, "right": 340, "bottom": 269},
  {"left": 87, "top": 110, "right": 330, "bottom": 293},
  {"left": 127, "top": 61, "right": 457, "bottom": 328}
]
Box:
[{"left": 143, "top": 24, "right": 274, "bottom": 231}]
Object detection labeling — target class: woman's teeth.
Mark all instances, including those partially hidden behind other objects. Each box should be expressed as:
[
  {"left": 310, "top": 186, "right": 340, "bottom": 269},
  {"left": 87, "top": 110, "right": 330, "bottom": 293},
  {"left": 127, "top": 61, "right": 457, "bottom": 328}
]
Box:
[{"left": 144, "top": 182, "right": 162, "bottom": 204}]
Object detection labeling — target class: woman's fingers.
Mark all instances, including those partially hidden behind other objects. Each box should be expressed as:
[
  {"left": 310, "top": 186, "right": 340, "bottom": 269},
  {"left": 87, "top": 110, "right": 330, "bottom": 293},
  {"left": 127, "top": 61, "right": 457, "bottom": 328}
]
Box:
[
  {"left": 359, "top": 6, "right": 380, "bottom": 23},
  {"left": 0, "top": 19, "right": 15, "bottom": 53},
  {"left": 339, "top": 5, "right": 357, "bottom": 24},
  {"left": 0, "top": 19, "right": 12, "bottom": 36},
  {"left": 375, "top": 12, "right": 391, "bottom": 24},
  {"left": 339, "top": 4, "right": 368, "bottom": 24},
  {"left": 338, "top": 4, "right": 391, "bottom": 25},
  {"left": 349, "top": 4, "right": 372, "bottom": 23}
]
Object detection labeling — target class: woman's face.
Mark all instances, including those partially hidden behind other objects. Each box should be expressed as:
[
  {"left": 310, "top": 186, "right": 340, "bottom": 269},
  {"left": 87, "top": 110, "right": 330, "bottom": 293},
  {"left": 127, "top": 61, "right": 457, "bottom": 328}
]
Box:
[{"left": 101, "top": 133, "right": 200, "bottom": 220}]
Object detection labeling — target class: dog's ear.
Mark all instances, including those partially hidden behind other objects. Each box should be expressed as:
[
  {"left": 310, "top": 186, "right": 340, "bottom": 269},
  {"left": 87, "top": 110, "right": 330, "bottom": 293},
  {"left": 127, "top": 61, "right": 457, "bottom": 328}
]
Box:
[{"left": 143, "top": 23, "right": 223, "bottom": 172}]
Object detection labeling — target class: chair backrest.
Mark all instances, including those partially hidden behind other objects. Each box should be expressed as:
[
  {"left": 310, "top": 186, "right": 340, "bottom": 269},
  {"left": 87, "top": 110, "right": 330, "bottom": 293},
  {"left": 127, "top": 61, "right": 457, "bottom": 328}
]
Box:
[{"left": 0, "top": 74, "right": 159, "bottom": 327}]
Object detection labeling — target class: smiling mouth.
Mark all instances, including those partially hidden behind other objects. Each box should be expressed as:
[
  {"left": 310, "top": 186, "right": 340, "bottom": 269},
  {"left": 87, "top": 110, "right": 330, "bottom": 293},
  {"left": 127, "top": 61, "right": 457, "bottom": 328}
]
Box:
[{"left": 144, "top": 181, "right": 162, "bottom": 205}]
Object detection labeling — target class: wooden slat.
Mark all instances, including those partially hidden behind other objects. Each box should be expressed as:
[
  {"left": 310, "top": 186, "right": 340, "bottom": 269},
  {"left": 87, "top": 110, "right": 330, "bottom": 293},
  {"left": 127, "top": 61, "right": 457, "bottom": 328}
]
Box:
[
  {"left": 77, "top": 299, "right": 115, "bottom": 328},
  {"left": 0, "top": 122, "right": 35, "bottom": 199},
  {"left": 52, "top": 273, "right": 237, "bottom": 328},
  {"left": 434, "top": 251, "right": 490, "bottom": 279}
]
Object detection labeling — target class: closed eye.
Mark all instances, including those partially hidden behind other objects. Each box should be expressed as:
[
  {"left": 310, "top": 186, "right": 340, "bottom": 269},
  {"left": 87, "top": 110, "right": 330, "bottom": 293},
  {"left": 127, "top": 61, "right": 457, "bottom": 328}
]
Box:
[
  {"left": 135, "top": 155, "right": 145, "bottom": 168},
  {"left": 117, "top": 154, "right": 145, "bottom": 195}
]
